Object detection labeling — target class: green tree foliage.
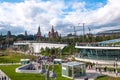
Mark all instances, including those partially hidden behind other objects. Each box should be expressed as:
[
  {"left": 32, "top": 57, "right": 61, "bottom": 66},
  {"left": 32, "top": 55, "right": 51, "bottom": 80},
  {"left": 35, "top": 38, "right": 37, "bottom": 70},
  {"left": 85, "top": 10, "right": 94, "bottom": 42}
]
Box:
[
  {"left": 62, "top": 45, "right": 79, "bottom": 55},
  {"left": 40, "top": 47, "right": 59, "bottom": 56}
]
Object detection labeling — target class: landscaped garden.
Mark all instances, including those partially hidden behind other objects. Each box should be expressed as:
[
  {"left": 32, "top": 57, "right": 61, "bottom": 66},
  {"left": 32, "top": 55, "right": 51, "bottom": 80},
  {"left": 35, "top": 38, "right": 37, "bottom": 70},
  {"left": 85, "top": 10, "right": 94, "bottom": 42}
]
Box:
[
  {"left": 0, "top": 65, "right": 71, "bottom": 80},
  {"left": 0, "top": 50, "right": 36, "bottom": 63},
  {"left": 1, "top": 50, "right": 120, "bottom": 80},
  {"left": 96, "top": 76, "right": 120, "bottom": 80}
]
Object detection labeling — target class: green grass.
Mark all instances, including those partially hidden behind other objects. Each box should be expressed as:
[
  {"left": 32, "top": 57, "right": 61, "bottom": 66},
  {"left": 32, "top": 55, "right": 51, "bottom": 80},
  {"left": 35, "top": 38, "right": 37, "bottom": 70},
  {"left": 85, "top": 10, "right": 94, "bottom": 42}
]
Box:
[
  {"left": 100, "top": 67, "right": 120, "bottom": 73},
  {"left": 0, "top": 65, "right": 72, "bottom": 80},
  {"left": 95, "top": 76, "right": 120, "bottom": 80},
  {"left": 95, "top": 67, "right": 120, "bottom": 80},
  {"left": 0, "top": 65, "right": 45, "bottom": 80},
  {"left": 114, "top": 42, "right": 120, "bottom": 45},
  {"left": 0, "top": 51, "right": 36, "bottom": 63}
]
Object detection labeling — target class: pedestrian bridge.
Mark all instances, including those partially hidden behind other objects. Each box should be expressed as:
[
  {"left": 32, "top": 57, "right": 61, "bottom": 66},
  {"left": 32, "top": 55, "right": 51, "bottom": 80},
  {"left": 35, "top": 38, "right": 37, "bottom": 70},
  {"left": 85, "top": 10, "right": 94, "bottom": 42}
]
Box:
[{"left": 13, "top": 41, "right": 67, "bottom": 53}]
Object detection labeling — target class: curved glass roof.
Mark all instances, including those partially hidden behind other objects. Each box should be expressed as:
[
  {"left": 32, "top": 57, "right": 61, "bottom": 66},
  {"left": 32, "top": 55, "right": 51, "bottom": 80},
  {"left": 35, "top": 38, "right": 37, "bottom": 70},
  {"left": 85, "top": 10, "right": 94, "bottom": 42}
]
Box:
[
  {"left": 98, "top": 29, "right": 120, "bottom": 34},
  {"left": 98, "top": 38, "right": 120, "bottom": 44}
]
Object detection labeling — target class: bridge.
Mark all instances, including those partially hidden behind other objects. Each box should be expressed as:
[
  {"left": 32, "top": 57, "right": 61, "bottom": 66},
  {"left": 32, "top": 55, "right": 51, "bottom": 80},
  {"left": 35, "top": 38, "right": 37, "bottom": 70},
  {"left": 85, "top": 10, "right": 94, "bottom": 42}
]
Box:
[{"left": 13, "top": 41, "right": 67, "bottom": 54}]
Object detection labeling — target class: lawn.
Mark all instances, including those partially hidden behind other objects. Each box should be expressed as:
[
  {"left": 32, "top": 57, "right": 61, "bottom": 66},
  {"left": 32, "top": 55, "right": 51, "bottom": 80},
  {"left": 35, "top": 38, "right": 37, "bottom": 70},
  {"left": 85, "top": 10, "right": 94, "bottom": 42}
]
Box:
[
  {"left": 0, "top": 65, "right": 71, "bottom": 80},
  {"left": 95, "top": 76, "right": 120, "bottom": 80},
  {"left": 0, "top": 51, "right": 36, "bottom": 63}
]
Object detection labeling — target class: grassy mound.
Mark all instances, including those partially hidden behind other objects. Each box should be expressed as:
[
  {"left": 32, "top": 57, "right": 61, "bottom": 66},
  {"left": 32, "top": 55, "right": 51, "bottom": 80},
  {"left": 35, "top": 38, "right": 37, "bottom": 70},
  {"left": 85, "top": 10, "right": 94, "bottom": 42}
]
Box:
[
  {"left": 0, "top": 51, "right": 36, "bottom": 63},
  {"left": 0, "top": 65, "right": 71, "bottom": 80}
]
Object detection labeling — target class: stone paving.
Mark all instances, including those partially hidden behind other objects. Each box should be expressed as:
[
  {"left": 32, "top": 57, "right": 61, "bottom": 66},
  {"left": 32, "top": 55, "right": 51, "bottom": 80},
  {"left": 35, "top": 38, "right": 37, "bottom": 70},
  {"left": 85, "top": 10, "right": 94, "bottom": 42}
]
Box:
[
  {"left": 0, "top": 70, "right": 11, "bottom": 80},
  {"left": 0, "top": 63, "right": 120, "bottom": 80},
  {"left": 75, "top": 69, "right": 103, "bottom": 80},
  {"left": 74, "top": 68, "right": 120, "bottom": 80}
]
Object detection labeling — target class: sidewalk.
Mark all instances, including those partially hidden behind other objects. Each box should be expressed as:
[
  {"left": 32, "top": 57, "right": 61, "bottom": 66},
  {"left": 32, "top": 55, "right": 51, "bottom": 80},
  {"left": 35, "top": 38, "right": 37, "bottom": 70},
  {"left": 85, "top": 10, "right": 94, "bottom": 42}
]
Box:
[
  {"left": 98, "top": 70, "right": 120, "bottom": 77},
  {"left": 0, "top": 70, "right": 11, "bottom": 80},
  {"left": 75, "top": 68, "right": 120, "bottom": 80},
  {"left": 0, "top": 63, "right": 21, "bottom": 65},
  {"left": 75, "top": 69, "right": 104, "bottom": 80}
]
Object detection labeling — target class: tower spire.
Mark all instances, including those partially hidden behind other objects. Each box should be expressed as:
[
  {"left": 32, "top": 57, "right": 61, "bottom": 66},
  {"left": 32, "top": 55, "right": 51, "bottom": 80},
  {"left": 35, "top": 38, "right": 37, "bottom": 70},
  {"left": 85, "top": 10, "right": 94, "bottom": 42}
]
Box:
[
  {"left": 38, "top": 25, "right": 41, "bottom": 34},
  {"left": 25, "top": 31, "right": 27, "bottom": 40},
  {"left": 36, "top": 25, "right": 41, "bottom": 40},
  {"left": 51, "top": 25, "right": 54, "bottom": 32}
]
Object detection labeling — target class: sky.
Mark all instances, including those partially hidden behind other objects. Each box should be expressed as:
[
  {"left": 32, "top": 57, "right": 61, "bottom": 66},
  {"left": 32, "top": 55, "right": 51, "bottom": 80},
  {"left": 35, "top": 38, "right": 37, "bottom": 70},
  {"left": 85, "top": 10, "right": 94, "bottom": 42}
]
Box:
[{"left": 0, "top": 0, "right": 120, "bottom": 36}]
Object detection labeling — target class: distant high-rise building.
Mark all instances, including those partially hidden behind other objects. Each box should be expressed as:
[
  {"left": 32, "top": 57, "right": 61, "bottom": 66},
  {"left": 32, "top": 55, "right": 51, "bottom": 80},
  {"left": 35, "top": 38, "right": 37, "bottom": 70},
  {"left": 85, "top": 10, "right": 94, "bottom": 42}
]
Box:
[
  {"left": 6, "top": 31, "right": 11, "bottom": 38},
  {"left": 48, "top": 25, "right": 59, "bottom": 39},
  {"left": 0, "top": 32, "right": 2, "bottom": 37},
  {"left": 25, "top": 31, "right": 28, "bottom": 40},
  {"left": 36, "top": 26, "right": 41, "bottom": 40}
]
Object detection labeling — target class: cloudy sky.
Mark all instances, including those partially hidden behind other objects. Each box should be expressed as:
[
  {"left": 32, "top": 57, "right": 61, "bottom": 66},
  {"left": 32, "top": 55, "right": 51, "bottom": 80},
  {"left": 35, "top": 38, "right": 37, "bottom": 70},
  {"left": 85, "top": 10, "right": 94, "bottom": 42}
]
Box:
[{"left": 0, "top": 0, "right": 120, "bottom": 36}]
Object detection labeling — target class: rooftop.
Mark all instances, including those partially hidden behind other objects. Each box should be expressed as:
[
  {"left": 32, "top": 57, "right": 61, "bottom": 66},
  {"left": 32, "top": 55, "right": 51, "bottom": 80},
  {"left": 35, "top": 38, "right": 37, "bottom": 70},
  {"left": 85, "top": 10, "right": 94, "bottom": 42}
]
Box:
[
  {"left": 98, "top": 29, "right": 120, "bottom": 34},
  {"left": 98, "top": 38, "right": 120, "bottom": 44},
  {"left": 62, "top": 61, "right": 85, "bottom": 67}
]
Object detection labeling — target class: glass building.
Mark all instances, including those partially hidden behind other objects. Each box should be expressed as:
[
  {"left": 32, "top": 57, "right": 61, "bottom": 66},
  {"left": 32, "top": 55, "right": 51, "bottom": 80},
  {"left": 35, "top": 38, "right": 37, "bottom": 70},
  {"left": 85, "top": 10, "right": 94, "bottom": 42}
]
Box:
[
  {"left": 75, "top": 39, "right": 120, "bottom": 64},
  {"left": 76, "top": 47, "right": 120, "bottom": 60},
  {"left": 62, "top": 62, "right": 86, "bottom": 79},
  {"left": 97, "top": 29, "right": 120, "bottom": 36}
]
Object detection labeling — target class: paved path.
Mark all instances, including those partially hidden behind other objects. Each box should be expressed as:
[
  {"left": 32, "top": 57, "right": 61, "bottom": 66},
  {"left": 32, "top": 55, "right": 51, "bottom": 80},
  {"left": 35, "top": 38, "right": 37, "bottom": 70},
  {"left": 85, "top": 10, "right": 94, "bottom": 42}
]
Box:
[
  {"left": 75, "top": 69, "right": 120, "bottom": 80},
  {"left": 0, "top": 63, "right": 21, "bottom": 65},
  {"left": 0, "top": 70, "right": 11, "bottom": 80},
  {"left": 75, "top": 69, "right": 103, "bottom": 80}
]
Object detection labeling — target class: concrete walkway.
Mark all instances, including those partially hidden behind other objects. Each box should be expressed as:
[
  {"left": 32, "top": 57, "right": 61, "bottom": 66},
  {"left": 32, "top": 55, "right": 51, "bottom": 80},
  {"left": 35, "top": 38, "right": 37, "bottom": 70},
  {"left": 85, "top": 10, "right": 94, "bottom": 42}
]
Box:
[
  {"left": 0, "top": 70, "right": 11, "bottom": 80},
  {"left": 75, "top": 69, "right": 103, "bottom": 80},
  {"left": 75, "top": 69, "right": 120, "bottom": 80},
  {"left": 0, "top": 63, "right": 21, "bottom": 65}
]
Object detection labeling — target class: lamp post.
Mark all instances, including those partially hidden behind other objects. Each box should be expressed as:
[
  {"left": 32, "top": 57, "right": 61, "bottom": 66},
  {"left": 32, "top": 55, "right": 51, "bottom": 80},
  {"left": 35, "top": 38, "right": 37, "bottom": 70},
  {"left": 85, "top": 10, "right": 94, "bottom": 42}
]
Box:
[
  {"left": 58, "top": 48, "right": 62, "bottom": 59},
  {"left": 70, "top": 26, "right": 76, "bottom": 44},
  {"left": 115, "top": 57, "right": 118, "bottom": 76},
  {"left": 78, "top": 23, "right": 85, "bottom": 42}
]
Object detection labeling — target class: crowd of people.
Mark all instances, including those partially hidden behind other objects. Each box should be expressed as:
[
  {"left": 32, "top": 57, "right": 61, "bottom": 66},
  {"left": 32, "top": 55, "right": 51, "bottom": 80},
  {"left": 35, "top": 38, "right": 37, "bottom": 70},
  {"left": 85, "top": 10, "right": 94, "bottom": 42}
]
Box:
[
  {"left": 87, "top": 63, "right": 119, "bottom": 76},
  {"left": 35, "top": 55, "right": 56, "bottom": 63}
]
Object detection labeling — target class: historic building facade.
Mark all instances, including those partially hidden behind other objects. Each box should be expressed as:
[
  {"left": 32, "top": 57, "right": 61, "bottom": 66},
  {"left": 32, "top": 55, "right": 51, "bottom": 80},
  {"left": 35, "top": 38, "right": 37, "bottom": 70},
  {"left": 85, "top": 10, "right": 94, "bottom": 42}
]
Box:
[
  {"left": 48, "top": 25, "right": 59, "bottom": 39},
  {"left": 35, "top": 25, "right": 60, "bottom": 41},
  {"left": 6, "top": 31, "right": 11, "bottom": 38},
  {"left": 24, "top": 31, "right": 28, "bottom": 40}
]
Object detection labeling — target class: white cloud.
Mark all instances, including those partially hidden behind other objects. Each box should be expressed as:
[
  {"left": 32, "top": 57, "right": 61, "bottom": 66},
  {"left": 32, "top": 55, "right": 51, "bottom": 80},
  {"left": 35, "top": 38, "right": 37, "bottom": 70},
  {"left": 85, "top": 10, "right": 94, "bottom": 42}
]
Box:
[
  {"left": 65, "top": 0, "right": 120, "bottom": 34},
  {"left": 72, "top": 2, "right": 85, "bottom": 10},
  {"left": 0, "top": 0, "right": 120, "bottom": 36}
]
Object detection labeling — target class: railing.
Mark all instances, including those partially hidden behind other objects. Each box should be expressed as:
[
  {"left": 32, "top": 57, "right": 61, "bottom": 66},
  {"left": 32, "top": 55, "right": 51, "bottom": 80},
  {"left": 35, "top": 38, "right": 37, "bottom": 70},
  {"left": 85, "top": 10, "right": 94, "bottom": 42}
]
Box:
[
  {"left": 76, "top": 43, "right": 120, "bottom": 47},
  {"left": 0, "top": 70, "right": 11, "bottom": 80},
  {"left": 16, "top": 63, "right": 40, "bottom": 73},
  {"left": 16, "top": 68, "right": 40, "bottom": 73},
  {"left": 15, "top": 40, "right": 67, "bottom": 44}
]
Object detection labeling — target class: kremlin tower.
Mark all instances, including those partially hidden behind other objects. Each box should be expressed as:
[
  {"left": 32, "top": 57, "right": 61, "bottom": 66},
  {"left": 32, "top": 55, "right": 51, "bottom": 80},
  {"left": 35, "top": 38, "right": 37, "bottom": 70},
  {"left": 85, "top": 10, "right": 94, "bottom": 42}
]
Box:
[{"left": 36, "top": 26, "right": 42, "bottom": 40}]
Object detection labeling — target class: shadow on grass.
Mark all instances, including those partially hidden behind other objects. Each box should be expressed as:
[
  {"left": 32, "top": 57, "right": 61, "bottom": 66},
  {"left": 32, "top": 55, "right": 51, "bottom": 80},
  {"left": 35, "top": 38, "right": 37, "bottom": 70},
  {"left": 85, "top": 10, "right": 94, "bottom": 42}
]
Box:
[
  {"left": 97, "top": 75, "right": 107, "bottom": 78},
  {"left": 95, "top": 75, "right": 108, "bottom": 80}
]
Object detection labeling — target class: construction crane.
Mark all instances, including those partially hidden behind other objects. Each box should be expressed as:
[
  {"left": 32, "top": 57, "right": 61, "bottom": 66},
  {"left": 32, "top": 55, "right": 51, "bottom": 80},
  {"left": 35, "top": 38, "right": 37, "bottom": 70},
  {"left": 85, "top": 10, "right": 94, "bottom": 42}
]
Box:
[{"left": 78, "top": 23, "right": 85, "bottom": 42}]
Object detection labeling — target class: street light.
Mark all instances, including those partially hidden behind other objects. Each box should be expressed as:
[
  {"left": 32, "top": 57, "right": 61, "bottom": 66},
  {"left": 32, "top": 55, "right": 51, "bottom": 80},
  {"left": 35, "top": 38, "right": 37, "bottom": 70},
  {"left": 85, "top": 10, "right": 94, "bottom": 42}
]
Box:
[
  {"left": 115, "top": 57, "right": 118, "bottom": 76},
  {"left": 58, "top": 48, "right": 62, "bottom": 59},
  {"left": 71, "top": 26, "right": 76, "bottom": 44},
  {"left": 78, "top": 23, "right": 85, "bottom": 42}
]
